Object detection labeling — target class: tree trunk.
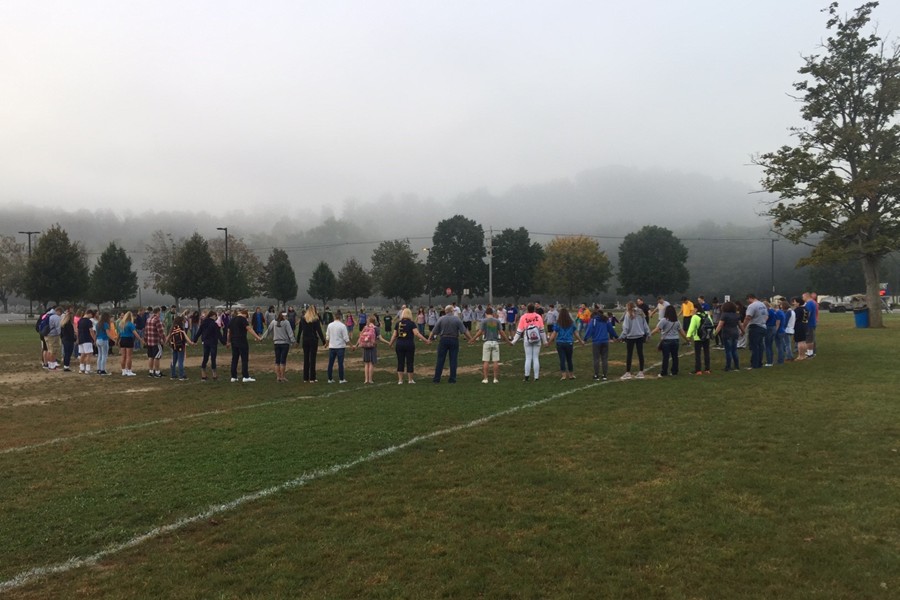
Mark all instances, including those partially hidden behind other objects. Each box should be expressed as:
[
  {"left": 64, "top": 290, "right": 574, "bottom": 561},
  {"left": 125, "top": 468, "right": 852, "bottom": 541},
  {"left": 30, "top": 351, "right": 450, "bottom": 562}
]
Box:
[{"left": 861, "top": 255, "right": 884, "bottom": 328}]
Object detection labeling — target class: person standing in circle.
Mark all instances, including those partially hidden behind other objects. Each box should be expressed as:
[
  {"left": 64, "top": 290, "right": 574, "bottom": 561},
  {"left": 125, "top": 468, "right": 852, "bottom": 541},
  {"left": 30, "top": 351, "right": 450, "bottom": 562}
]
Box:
[
  {"left": 650, "top": 305, "right": 686, "bottom": 377},
  {"left": 262, "top": 311, "right": 296, "bottom": 382},
  {"left": 547, "top": 307, "right": 582, "bottom": 380},
  {"left": 470, "top": 306, "right": 508, "bottom": 383},
  {"left": 583, "top": 305, "right": 618, "bottom": 381},
  {"left": 325, "top": 309, "right": 351, "bottom": 383},
  {"left": 193, "top": 310, "right": 225, "bottom": 381},
  {"left": 510, "top": 303, "right": 548, "bottom": 382},
  {"left": 620, "top": 301, "right": 650, "bottom": 380},
  {"left": 389, "top": 308, "right": 430, "bottom": 384},
  {"left": 227, "top": 309, "right": 262, "bottom": 383},
  {"left": 354, "top": 319, "right": 389, "bottom": 384},
  {"left": 95, "top": 311, "right": 113, "bottom": 375},
  {"left": 429, "top": 305, "right": 474, "bottom": 383},
  {"left": 117, "top": 311, "right": 143, "bottom": 376},
  {"left": 297, "top": 305, "right": 327, "bottom": 383},
  {"left": 77, "top": 308, "right": 97, "bottom": 374},
  {"left": 714, "top": 301, "right": 744, "bottom": 371}
]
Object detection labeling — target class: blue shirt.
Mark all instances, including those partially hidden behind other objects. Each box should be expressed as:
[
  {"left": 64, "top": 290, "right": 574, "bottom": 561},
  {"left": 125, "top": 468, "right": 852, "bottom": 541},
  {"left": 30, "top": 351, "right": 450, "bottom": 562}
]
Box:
[
  {"left": 766, "top": 308, "right": 779, "bottom": 328},
  {"left": 805, "top": 300, "right": 818, "bottom": 327},
  {"left": 120, "top": 322, "right": 136, "bottom": 339},
  {"left": 775, "top": 309, "right": 786, "bottom": 333},
  {"left": 506, "top": 307, "right": 518, "bottom": 323},
  {"left": 554, "top": 324, "right": 576, "bottom": 344}
]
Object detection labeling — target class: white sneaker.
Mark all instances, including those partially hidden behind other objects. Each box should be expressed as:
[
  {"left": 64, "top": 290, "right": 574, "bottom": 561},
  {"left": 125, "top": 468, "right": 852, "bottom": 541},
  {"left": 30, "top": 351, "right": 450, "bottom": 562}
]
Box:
[
  {"left": 493, "top": 378, "right": 499, "bottom": 383},
  {"left": 398, "top": 381, "right": 404, "bottom": 385},
  {"left": 636, "top": 371, "right": 645, "bottom": 379},
  {"left": 327, "top": 380, "right": 334, "bottom": 384},
  {"left": 339, "top": 379, "right": 347, "bottom": 384},
  {"left": 242, "top": 377, "right": 255, "bottom": 382},
  {"left": 231, "top": 378, "right": 239, "bottom": 382},
  {"left": 125, "top": 371, "right": 136, "bottom": 377},
  {"left": 482, "top": 378, "right": 488, "bottom": 384},
  {"left": 621, "top": 372, "right": 633, "bottom": 380}
]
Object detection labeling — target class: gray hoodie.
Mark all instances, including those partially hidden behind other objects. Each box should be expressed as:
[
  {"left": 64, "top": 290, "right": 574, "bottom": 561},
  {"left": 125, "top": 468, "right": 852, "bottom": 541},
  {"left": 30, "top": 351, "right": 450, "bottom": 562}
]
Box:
[
  {"left": 262, "top": 319, "right": 296, "bottom": 345},
  {"left": 621, "top": 312, "right": 650, "bottom": 339}
]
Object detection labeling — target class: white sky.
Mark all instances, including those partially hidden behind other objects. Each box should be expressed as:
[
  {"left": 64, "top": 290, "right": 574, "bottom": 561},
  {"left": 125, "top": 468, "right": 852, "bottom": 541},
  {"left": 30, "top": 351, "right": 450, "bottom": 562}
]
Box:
[{"left": 2, "top": 0, "right": 898, "bottom": 214}]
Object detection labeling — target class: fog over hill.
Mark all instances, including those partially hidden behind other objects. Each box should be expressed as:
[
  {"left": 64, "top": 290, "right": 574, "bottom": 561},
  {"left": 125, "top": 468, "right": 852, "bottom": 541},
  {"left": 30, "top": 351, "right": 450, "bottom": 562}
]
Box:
[{"left": 3, "top": 166, "right": 808, "bottom": 307}]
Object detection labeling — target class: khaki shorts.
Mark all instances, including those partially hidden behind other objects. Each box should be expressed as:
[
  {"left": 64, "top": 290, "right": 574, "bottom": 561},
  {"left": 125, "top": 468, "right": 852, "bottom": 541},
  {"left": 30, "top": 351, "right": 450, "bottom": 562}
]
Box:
[
  {"left": 482, "top": 341, "right": 500, "bottom": 362},
  {"left": 45, "top": 335, "right": 61, "bottom": 357}
]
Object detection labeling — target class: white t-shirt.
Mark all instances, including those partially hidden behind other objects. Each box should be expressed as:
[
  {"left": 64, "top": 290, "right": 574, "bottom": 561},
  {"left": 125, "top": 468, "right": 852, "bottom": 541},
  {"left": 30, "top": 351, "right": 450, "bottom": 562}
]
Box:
[{"left": 326, "top": 321, "right": 350, "bottom": 348}]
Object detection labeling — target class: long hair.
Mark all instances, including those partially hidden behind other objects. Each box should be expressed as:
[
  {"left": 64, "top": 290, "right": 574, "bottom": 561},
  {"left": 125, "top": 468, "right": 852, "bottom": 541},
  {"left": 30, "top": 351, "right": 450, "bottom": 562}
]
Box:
[
  {"left": 400, "top": 308, "right": 413, "bottom": 321},
  {"left": 557, "top": 308, "right": 573, "bottom": 329},
  {"left": 304, "top": 305, "right": 319, "bottom": 323},
  {"left": 721, "top": 301, "right": 736, "bottom": 314},
  {"left": 625, "top": 301, "right": 636, "bottom": 319},
  {"left": 118, "top": 311, "right": 133, "bottom": 329},
  {"left": 664, "top": 305, "right": 678, "bottom": 321}
]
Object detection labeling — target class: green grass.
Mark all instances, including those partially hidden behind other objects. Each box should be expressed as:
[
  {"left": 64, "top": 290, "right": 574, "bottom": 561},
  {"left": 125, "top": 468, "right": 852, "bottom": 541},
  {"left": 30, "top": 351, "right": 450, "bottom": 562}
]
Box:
[{"left": 1, "top": 314, "right": 898, "bottom": 598}]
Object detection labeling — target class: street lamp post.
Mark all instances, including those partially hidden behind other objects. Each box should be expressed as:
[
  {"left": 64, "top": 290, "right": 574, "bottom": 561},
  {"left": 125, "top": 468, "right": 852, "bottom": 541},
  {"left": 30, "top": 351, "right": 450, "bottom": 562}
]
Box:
[
  {"left": 217, "top": 227, "right": 229, "bottom": 307},
  {"left": 18, "top": 230, "right": 39, "bottom": 318},
  {"left": 771, "top": 239, "right": 778, "bottom": 298}
]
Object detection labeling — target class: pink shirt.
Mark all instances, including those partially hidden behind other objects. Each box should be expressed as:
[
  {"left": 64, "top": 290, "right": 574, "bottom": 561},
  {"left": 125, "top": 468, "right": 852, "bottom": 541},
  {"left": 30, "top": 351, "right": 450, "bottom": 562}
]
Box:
[{"left": 516, "top": 312, "right": 545, "bottom": 333}]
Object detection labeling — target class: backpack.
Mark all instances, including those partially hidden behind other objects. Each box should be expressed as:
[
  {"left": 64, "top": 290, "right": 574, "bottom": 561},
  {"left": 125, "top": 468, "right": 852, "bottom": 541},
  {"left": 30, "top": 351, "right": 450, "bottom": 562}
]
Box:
[
  {"left": 359, "top": 326, "right": 376, "bottom": 348},
  {"left": 698, "top": 312, "right": 715, "bottom": 341},
  {"left": 36, "top": 312, "right": 52, "bottom": 337},
  {"left": 524, "top": 324, "right": 541, "bottom": 344}
]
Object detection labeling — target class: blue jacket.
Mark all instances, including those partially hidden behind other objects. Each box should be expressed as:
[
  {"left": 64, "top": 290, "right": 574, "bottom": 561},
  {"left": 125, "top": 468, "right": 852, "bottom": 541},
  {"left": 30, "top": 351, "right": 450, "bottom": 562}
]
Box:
[{"left": 583, "top": 315, "right": 618, "bottom": 344}]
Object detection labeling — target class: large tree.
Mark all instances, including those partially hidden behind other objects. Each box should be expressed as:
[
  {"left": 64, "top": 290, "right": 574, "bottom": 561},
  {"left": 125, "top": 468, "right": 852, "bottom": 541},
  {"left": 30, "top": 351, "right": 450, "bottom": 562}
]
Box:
[
  {"left": 142, "top": 230, "right": 181, "bottom": 304},
  {"left": 264, "top": 248, "right": 298, "bottom": 309},
  {"left": 370, "top": 239, "right": 425, "bottom": 304},
  {"left": 218, "top": 257, "right": 251, "bottom": 307},
  {"left": 88, "top": 242, "right": 138, "bottom": 308},
  {"left": 492, "top": 227, "right": 544, "bottom": 304},
  {"left": 171, "top": 233, "right": 220, "bottom": 310},
  {"left": 426, "top": 215, "right": 487, "bottom": 304},
  {"left": 0, "top": 236, "right": 26, "bottom": 313},
  {"left": 755, "top": 1, "right": 900, "bottom": 327},
  {"left": 617, "top": 226, "right": 689, "bottom": 297},
  {"left": 209, "top": 235, "right": 266, "bottom": 297},
  {"left": 536, "top": 236, "right": 612, "bottom": 307},
  {"left": 307, "top": 261, "right": 336, "bottom": 307},
  {"left": 22, "top": 225, "right": 89, "bottom": 305},
  {"left": 336, "top": 258, "right": 372, "bottom": 312}
]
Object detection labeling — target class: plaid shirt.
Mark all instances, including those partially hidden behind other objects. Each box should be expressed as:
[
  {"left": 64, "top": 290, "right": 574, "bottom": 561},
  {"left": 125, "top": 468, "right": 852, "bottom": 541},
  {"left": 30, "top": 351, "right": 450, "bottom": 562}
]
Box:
[{"left": 144, "top": 314, "right": 164, "bottom": 347}]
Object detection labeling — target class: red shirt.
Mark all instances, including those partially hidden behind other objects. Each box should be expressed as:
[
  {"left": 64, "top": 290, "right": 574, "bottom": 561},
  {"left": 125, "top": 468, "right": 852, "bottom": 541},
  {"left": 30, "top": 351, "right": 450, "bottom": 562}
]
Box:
[{"left": 144, "top": 314, "right": 164, "bottom": 346}]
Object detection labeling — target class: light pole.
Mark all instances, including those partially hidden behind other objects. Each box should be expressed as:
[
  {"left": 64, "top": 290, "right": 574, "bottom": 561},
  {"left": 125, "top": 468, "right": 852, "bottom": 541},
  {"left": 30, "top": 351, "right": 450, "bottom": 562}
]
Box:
[
  {"left": 771, "top": 239, "right": 778, "bottom": 298},
  {"left": 217, "top": 227, "right": 229, "bottom": 307},
  {"left": 487, "top": 226, "right": 494, "bottom": 306},
  {"left": 18, "top": 230, "right": 39, "bottom": 317}
]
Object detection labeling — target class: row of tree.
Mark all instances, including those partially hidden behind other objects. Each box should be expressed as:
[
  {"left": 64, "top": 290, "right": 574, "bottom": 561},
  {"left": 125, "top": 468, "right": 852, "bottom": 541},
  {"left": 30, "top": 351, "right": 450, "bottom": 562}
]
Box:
[{"left": 1, "top": 216, "right": 697, "bottom": 311}]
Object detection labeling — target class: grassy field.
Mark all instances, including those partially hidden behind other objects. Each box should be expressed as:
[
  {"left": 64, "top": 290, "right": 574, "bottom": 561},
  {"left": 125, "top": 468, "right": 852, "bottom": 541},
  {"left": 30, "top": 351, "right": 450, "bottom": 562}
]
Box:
[{"left": 1, "top": 313, "right": 898, "bottom": 599}]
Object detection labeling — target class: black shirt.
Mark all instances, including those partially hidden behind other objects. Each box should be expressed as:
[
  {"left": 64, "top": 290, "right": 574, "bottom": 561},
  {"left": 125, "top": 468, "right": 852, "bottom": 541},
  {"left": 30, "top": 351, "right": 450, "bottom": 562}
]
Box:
[
  {"left": 77, "top": 317, "right": 94, "bottom": 344},
  {"left": 394, "top": 318, "right": 417, "bottom": 348},
  {"left": 229, "top": 315, "right": 250, "bottom": 347}
]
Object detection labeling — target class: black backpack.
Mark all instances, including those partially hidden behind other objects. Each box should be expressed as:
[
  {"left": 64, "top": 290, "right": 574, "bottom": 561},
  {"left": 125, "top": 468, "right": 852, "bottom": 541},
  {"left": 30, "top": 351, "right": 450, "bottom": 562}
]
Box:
[{"left": 697, "top": 312, "right": 715, "bottom": 341}]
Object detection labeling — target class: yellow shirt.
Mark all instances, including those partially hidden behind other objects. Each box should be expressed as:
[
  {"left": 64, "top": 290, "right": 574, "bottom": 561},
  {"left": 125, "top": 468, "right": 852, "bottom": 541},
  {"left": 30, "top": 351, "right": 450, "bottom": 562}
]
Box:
[{"left": 681, "top": 300, "right": 696, "bottom": 317}]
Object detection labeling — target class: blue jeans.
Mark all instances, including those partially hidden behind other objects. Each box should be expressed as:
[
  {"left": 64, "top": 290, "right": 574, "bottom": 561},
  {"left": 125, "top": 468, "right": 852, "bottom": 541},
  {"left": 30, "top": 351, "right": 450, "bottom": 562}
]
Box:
[
  {"left": 749, "top": 325, "right": 765, "bottom": 369},
  {"left": 660, "top": 339, "right": 680, "bottom": 375},
  {"left": 557, "top": 343, "right": 574, "bottom": 372},
  {"left": 764, "top": 326, "right": 777, "bottom": 365},
  {"left": 327, "top": 348, "right": 345, "bottom": 381},
  {"left": 433, "top": 337, "right": 459, "bottom": 382},
  {"left": 170, "top": 349, "right": 185, "bottom": 378},
  {"left": 778, "top": 331, "right": 792, "bottom": 362},
  {"left": 723, "top": 337, "right": 739, "bottom": 370},
  {"left": 97, "top": 339, "right": 109, "bottom": 372}
]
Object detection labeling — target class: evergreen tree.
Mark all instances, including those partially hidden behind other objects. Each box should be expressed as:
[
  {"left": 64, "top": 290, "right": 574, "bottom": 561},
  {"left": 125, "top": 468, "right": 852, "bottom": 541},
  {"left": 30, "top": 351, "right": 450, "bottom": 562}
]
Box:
[
  {"left": 336, "top": 258, "right": 372, "bottom": 313},
  {"left": 492, "top": 227, "right": 544, "bottom": 303},
  {"left": 426, "top": 215, "right": 487, "bottom": 304},
  {"left": 264, "top": 248, "right": 298, "bottom": 309},
  {"left": 617, "top": 226, "right": 689, "bottom": 296},
  {"left": 88, "top": 242, "right": 138, "bottom": 308},
  {"left": 307, "top": 261, "right": 336, "bottom": 307},
  {"left": 171, "top": 233, "right": 220, "bottom": 310},
  {"left": 0, "top": 236, "right": 26, "bottom": 313},
  {"left": 22, "top": 225, "right": 89, "bottom": 304}
]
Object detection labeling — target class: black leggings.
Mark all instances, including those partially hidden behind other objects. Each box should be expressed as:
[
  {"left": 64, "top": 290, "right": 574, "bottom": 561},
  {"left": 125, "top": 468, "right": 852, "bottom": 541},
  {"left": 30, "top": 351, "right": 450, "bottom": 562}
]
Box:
[
  {"left": 396, "top": 345, "right": 415, "bottom": 373},
  {"left": 201, "top": 343, "right": 218, "bottom": 371},
  {"left": 231, "top": 345, "right": 249, "bottom": 379},
  {"left": 302, "top": 338, "right": 319, "bottom": 381},
  {"left": 625, "top": 338, "right": 645, "bottom": 372}
]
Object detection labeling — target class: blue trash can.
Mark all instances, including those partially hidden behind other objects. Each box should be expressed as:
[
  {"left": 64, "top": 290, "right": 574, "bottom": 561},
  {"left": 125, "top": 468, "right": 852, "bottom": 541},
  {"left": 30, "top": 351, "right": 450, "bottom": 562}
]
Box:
[{"left": 853, "top": 308, "right": 869, "bottom": 328}]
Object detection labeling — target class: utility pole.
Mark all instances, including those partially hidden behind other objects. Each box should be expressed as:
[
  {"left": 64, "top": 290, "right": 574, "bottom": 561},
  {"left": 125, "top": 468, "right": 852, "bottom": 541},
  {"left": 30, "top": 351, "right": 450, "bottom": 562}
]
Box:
[
  {"left": 18, "top": 230, "right": 39, "bottom": 317},
  {"left": 217, "top": 227, "right": 229, "bottom": 307},
  {"left": 771, "top": 239, "right": 777, "bottom": 298},
  {"left": 487, "top": 226, "right": 494, "bottom": 306}
]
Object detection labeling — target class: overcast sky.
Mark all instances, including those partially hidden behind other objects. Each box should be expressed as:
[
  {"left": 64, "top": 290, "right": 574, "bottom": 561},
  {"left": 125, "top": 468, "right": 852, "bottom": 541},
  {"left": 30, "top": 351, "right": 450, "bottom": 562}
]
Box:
[{"left": 2, "top": 0, "right": 898, "bottom": 216}]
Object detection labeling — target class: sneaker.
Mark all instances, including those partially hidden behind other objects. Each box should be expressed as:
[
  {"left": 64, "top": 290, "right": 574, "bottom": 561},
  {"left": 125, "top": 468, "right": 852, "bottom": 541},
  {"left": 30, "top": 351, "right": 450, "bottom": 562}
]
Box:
[
  {"left": 179, "top": 377, "right": 188, "bottom": 381},
  {"left": 327, "top": 380, "right": 334, "bottom": 384},
  {"left": 523, "top": 376, "right": 530, "bottom": 382},
  {"left": 658, "top": 374, "right": 666, "bottom": 378},
  {"left": 408, "top": 380, "right": 416, "bottom": 384},
  {"left": 593, "top": 375, "right": 600, "bottom": 380},
  {"left": 601, "top": 376, "right": 608, "bottom": 382},
  {"left": 201, "top": 376, "right": 208, "bottom": 381},
  {"left": 482, "top": 378, "right": 488, "bottom": 384},
  {"left": 620, "top": 372, "right": 632, "bottom": 380},
  {"left": 703, "top": 370, "right": 711, "bottom": 375},
  {"left": 242, "top": 377, "right": 256, "bottom": 383},
  {"left": 636, "top": 372, "right": 645, "bottom": 379},
  {"left": 171, "top": 376, "right": 177, "bottom": 380},
  {"left": 694, "top": 371, "right": 703, "bottom": 375},
  {"left": 231, "top": 378, "right": 239, "bottom": 382},
  {"left": 493, "top": 378, "right": 499, "bottom": 384},
  {"left": 764, "top": 363, "right": 773, "bottom": 368},
  {"left": 125, "top": 371, "right": 136, "bottom": 377},
  {"left": 63, "top": 366, "right": 71, "bottom": 372},
  {"left": 339, "top": 379, "right": 347, "bottom": 384},
  {"left": 399, "top": 381, "right": 404, "bottom": 385}
]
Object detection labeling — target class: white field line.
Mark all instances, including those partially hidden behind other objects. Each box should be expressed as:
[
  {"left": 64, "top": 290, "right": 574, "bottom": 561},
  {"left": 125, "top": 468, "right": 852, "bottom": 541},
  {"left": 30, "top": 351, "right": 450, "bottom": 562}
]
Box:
[
  {"left": 0, "top": 384, "right": 388, "bottom": 456},
  {"left": 0, "top": 355, "right": 682, "bottom": 594}
]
